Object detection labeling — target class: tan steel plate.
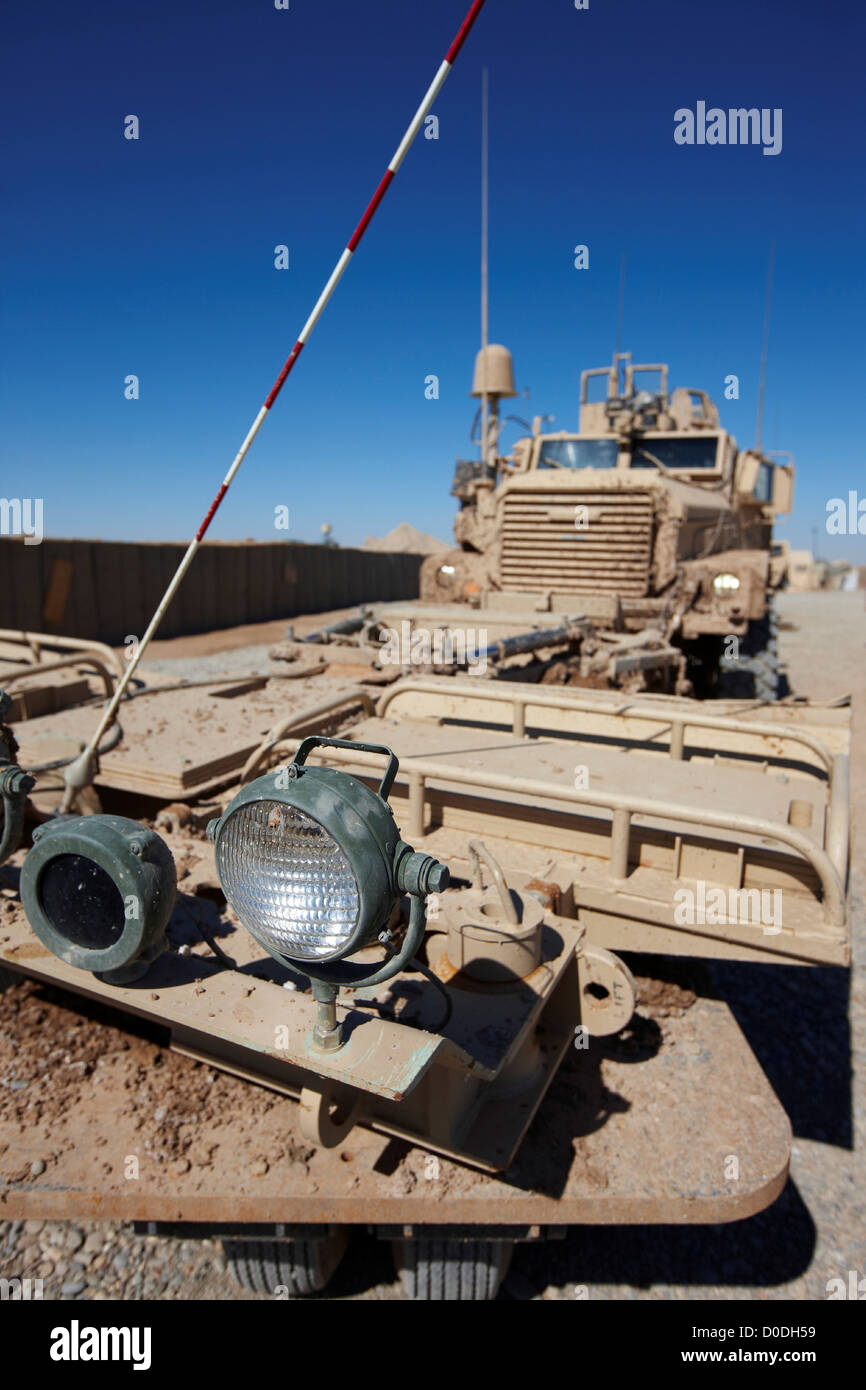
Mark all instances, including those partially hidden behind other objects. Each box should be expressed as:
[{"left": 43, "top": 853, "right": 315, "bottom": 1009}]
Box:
[
  {"left": 10, "top": 673, "right": 361, "bottom": 799},
  {"left": 0, "top": 950, "right": 790, "bottom": 1226}
]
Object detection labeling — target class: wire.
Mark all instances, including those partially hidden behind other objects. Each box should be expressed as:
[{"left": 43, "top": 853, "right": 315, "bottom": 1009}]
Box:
[
  {"left": 340, "top": 953, "right": 453, "bottom": 1033},
  {"left": 409, "top": 957, "right": 453, "bottom": 1030}
]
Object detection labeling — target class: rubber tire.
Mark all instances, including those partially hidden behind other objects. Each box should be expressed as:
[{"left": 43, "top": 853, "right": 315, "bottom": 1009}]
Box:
[
  {"left": 224, "top": 1230, "right": 349, "bottom": 1297},
  {"left": 718, "top": 602, "right": 784, "bottom": 701},
  {"left": 392, "top": 1236, "right": 513, "bottom": 1301}
]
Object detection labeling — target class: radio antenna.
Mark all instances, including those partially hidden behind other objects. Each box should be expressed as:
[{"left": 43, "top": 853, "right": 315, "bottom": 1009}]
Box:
[
  {"left": 480, "top": 66, "right": 490, "bottom": 464},
  {"left": 615, "top": 252, "right": 627, "bottom": 359},
  {"left": 755, "top": 240, "right": 775, "bottom": 452},
  {"left": 60, "top": 0, "right": 489, "bottom": 811}
]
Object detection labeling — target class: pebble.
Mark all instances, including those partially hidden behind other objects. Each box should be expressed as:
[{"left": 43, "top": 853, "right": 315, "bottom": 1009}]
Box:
[
  {"left": 61, "top": 1280, "right": 86, "bottom": 1297},
  {"left": 29, "top": 1159, "right": 46, "bottom": 1177},
  {"left": 65, "top": 1228, "right": 85, "bottom": 1254}
]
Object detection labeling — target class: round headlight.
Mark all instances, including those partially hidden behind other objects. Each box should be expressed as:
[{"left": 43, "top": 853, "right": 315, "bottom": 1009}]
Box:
[
  {"left": 209, "top": 738, "right": 448, "bottom": 981},
  {"left": 713, "top": 572, "right": 741, "bottom": 592},
  {"left": 215, "top": 799, "right": 361, "bottom": 962},
  {"left": 210, "top": 741, "right": 401, "bottom": 970}
]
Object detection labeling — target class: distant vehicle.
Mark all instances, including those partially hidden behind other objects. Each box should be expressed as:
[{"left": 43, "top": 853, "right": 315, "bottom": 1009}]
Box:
[{"left": 422, "top": 348, "right": 795, "bottom": 699}]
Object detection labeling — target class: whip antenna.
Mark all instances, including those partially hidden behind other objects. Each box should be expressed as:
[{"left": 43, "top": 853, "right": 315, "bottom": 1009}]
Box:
[
  {"left": 755, "top": 240, "right": 775, "bottom": 452},
  {"left": 480, "top": 66, "right": 490, "bottom": 466},
  {"left": 61, "top": 0, "right": 489, "bottom": 811}
]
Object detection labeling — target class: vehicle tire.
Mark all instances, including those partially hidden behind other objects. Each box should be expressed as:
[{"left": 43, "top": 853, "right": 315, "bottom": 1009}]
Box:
[
  {"left": 717, "top": 601, "right": 786, "bottom": 701},
  {"left": 0, "top": 965, "right": 18, "bottom": 992},
  {"left": 392, "top": 1235, "right": 513, "bottom": 1300},
  {"left": 224, "top": 1228, "right": 349, "bottom": 1297}
]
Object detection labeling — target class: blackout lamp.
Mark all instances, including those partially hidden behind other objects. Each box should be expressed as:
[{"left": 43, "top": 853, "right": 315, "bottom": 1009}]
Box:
[
  {"left": 20, "top": 815, "right": 177, "bottom": 984},
  {"left": 208, "top": 737, "right": 449, "bottom": 1049}
]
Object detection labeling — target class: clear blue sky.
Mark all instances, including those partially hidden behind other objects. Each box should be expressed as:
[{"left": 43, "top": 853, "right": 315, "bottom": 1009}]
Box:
[{"left": 3, "top": 0, "right": 864, "bottom": 560}]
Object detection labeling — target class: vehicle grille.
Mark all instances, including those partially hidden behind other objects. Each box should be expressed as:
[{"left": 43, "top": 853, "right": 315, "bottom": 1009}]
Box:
[{"left": 500, "top": 488, "right": 654, "bottom": 596}]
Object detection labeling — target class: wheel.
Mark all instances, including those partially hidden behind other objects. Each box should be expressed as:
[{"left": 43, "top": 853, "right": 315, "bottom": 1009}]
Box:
[
  {"left": 224, "top": 1228, "right": 349, "bottom": 1297},
  {"left": 717, "top": 600, "right": 787, "bottom": 701},
  {"left": 392, "top": 1235, "right": 513, "bottom": 1300}
]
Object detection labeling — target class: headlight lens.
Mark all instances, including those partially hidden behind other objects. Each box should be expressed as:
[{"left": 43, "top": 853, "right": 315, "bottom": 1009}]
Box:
[
  {"left": 713, "top": 572, "right": 741, "bottom": 592},
  {"left": 39, "top": 853, "right": 126, "bottom": 950},
  {"left": 216, "top": 799, "right": 361, "bottom": 962}
]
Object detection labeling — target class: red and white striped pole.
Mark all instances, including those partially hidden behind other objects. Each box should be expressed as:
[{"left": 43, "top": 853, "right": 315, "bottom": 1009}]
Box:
[{"left": 62, "top": 0, "right": 488, "bottom": 809}]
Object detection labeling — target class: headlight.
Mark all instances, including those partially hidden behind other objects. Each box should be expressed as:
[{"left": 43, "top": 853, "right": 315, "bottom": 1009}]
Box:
[
  {"left": 713, "top": 572, "right": 741, "bottom": 593},
  {"left": 215, "top": 799, "right": 362, "bottom": 963},
  {"left": 209, "top": 736, "right": 448, "bottom": 982},
  {"left": 20, "top": 815, "right": 176, "bottom": 983}
]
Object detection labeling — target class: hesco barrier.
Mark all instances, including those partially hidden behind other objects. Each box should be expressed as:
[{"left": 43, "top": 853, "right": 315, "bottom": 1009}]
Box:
[{"left": 0, "top": 539, "right": 423, "bottom": 645}]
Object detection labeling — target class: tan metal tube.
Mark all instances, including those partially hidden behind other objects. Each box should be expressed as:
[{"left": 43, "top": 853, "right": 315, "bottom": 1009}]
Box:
[
  {"left": 240, "top": 690, "right": 376, "bottom": 784},
  {"left": 375, "top": 679, "right": 837, "bottom": 774},
  {"left": 0, "top": 629, "right": 124, "bottom": 680},
  {"left": 288, "top": 743, "right": 846, "bottom": 927},
  {"left": 2, "top": 653, "right": 116, "bottom": 701},
  {"left": 826, "top": 754, "right": 850, "bottom": 883},
  {"left": 468, "top": 839, "right": 518, "bottom": 923}
]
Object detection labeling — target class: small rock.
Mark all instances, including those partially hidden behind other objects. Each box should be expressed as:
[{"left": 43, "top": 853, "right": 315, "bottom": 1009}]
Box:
[
  {"left": 61, "top": 1280, "right": 86, "bottom": 1297},
  {"left": 250, "top": 1158, "right": 269, "bottom": 1177},
  {"left": 29, "top": 1159, "right": 46, "bottom": 1177}
]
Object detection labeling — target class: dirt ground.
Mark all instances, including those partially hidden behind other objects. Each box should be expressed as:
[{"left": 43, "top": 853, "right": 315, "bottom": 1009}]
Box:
[{"left": 0, "top": 590, "right": 863, "bottom": 1300}]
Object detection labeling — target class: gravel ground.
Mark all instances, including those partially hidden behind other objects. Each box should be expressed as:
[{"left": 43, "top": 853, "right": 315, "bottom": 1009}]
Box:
[{"left": 1, "top": 590, "right": 863, "bottom": 1301}]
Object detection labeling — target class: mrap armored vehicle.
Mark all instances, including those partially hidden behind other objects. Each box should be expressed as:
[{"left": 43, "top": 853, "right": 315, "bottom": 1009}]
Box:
[{"left": 420, "top": 349, "right": 794, "bottom": 699}]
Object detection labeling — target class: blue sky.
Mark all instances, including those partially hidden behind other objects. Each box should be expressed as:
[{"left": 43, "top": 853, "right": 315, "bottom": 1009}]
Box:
[{"left": 2, "top": 0, "right": 864, "bottom": 560}]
